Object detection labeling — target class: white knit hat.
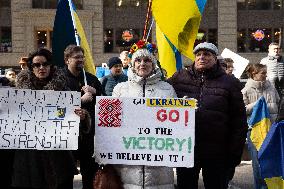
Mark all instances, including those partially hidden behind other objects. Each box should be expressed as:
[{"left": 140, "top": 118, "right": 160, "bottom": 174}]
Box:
[{"left": 130, "top": 48, "right": 157, "bottom": 67}]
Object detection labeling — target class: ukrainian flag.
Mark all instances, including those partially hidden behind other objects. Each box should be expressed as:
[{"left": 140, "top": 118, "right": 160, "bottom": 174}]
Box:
[
  {"left": 52, "top": 0, "right": 96, "bottom": 75},
  {"left": 258, "top": 121, "right": 284, "bottom": 189},
  {"left": 152, "top": 0, "right": 207, "bottom": 77},
  {"left": 248, "top": 96, "right": 271, "bottom": 151}
]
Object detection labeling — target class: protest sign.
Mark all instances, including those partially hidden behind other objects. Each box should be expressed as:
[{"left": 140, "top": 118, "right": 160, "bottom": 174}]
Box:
[
  {"left": 95, "top": 97, "right": 196, "bottom": 167},
  {"left": 0, "top": 88, "right": 81, "bottom": 150},
  {"left": 221, "top": 48, "right": 249, "bottom": 79}
]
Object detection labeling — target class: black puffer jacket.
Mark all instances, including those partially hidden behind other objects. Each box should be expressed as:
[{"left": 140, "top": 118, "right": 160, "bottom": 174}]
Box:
[{"left": 168, "top": 63, "right": 247, "bottom": 167}]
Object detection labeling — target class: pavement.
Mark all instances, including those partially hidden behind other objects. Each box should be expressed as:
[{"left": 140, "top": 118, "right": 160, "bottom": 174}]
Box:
[{"left": 73, "top": 161, "right": 254, "bottom": 189}]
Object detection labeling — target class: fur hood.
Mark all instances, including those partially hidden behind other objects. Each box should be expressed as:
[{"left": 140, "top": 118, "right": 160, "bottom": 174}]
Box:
[{"left": 16, "top": 67, "right": 68, "bottom": 90}]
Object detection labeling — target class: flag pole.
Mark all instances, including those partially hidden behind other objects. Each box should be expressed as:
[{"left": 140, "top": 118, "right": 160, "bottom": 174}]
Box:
[
  {"left": 146, "top": 18, "right": 154, "bottom": 41},
  {"left": 142, "top": 0, "right": 152, "bottom": 41},
  {"left": 67, "top": 0, "right": 88, "bottom": 86}
]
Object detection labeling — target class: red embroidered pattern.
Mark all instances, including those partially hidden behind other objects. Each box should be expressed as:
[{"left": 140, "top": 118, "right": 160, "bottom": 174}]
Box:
[{"left": 98, "top": 99, "right": 122, "bottom": 127}]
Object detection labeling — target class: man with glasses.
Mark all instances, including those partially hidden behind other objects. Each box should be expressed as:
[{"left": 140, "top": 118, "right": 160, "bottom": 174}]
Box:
[
  {"left": 260, "top": 42, "right": 284, "bottom": 96},
  {"left": 168, "top": 42, "right": 247, "bottom": 189},
  {"left": 64, "top": 45, "right": 102, "bottom": 189}
]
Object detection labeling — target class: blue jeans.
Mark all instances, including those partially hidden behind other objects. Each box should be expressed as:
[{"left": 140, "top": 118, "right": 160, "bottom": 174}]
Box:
[{"left": 247, "top": 131, "right": 268, "bottom": 189}]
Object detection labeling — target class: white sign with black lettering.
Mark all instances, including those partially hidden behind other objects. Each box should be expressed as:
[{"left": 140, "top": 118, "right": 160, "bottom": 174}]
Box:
[{"left": 0, "top": 89, "right": 81, "bottom": 150}]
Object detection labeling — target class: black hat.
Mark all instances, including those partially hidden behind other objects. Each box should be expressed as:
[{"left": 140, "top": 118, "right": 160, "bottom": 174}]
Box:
[{"left": 108, "top": 57, "right": 122, "bottom": 69}]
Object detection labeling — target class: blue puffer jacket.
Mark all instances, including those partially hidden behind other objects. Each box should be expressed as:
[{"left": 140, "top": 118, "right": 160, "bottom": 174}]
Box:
[{"left": 101, "top": 73, "right": 128, "bottom": 96}]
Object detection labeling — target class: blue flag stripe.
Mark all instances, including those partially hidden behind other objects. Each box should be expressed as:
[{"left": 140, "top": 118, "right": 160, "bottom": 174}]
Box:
[
  {"left": 258, "top": 121, "right": 284, "bottom": 178},
  {"left": 248, "top": 97, "right": 270, "bottom": 126},
  {"left": 196, "top": 0, "right": 207, "bottom": 13},
  {"left": 164, "top": 35, "right": 183, "bottom": 71}
]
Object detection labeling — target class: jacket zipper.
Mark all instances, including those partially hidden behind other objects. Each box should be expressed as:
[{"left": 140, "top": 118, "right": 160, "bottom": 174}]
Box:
[
  {"left": 198, "top": 72, "right": 205, "bottom": 109},
  {"left": 142, "top": 79, "right": 146, "bottom": 189},
  {"left": 142, "top": 79, "right": 146, "bottom": 97}
]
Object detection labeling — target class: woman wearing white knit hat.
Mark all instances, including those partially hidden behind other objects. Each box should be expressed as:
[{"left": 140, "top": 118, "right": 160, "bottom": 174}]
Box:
[{"left": 112, "top": 40, "right": 177, "bottom": 189}]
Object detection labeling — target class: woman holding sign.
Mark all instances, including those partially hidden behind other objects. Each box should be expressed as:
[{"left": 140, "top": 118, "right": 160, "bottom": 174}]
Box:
[
  {"left": 11, "top": 48, "right": 88, "bottom": 189},
  {"left": 111, "top": 40, "right": 176, "bottom": 189}
]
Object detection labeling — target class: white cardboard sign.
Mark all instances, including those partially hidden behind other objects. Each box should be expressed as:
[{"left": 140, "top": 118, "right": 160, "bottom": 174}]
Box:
[
  {"left": 95, "top": 97, "right": 196, "bottom": 167},
  {"left": 0, "top": 89, "right": 81, "bottom": 150},
  {"left": 221, "top": 48, "right": 249, "bottom": 79}
]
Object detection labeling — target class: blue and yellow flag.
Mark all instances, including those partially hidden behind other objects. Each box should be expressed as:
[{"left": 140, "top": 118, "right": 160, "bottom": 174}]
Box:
[
  {"left": 258, "top": 121, "right": 284, "bottom": 188},
  {"left": 152, "top": 0, "right": 207, "bottom": 77},
  {"left": 248, "top": 96, "right": 271, "bottom": 151},
  {"left": 52, "top": 0, "right": 96, "bottom": 75}
]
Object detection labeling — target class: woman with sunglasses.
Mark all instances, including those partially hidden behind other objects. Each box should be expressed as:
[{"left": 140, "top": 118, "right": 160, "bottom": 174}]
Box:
[{"left": 11, "top": 48, "right": 84, "bottom": 189}]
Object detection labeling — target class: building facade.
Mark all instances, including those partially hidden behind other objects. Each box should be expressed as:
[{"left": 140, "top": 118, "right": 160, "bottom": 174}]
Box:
[{"left": 0, "top": 0, "right": 283, "bottom": 71}]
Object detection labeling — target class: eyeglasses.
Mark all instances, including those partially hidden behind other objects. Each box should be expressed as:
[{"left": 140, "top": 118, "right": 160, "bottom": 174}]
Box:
[
  {"left": 70, "top": 55, "right": 85, "bottom": 59},
  {"left": 32, "top": 62, "right": 51, "bottom": 68}
]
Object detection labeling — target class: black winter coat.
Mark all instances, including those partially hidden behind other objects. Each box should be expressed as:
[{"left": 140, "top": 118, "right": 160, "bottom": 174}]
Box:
[
  {"left": 64, "top": 68, "right": 102, "bottom": 159},
  {"left": 168, "top": 64, "right": 247, "bottom": 167},
  {"left": 12, "top": 68, "right": 77, "bottom": 189}
]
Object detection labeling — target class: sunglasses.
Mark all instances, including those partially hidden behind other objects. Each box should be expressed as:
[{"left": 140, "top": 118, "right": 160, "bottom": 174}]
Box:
[{"left": 32, "top": 62, "right": 51, "bottom": 68}]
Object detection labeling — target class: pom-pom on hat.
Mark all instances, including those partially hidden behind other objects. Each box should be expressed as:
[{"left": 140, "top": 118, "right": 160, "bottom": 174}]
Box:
[
  {"left": 108, "top": 57, "right": 122, "bottom": 69},
  {"left": 193, "top": 42, "right": 218, "bottom": 55}
]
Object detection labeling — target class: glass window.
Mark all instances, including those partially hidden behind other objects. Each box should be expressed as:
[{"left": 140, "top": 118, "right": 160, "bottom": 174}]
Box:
[
  {"left": 237, "top": 0, "right": 246, "bottom": 10},
  {"left": 36, "top": 30, "right": 53, "bottom": 49},
  {"left": 0, "top": 0, "right": 10, "bottom": 8},
  {"left": 208, "top": 29, "right": 217, "bottom": 45},
  {"left": 195, "top": 29, "right": 206, "bottom": 46},
  {"left": 274, "top": 28, "right": 282, "bottom": 46},
  {"left": 274, "top": 0, "right": 282, "bottom": 9},
  {"left": 104, "top": 29, "right": 114, "bottom": 53},
  {"left": 116, "top": 0, "right": 144, "bottom": 7},
  {"left": 104, "top": 0, "right": 114, "bottom": 7},
  {"left": 194, "top": 29, "right": 217, "bottom": 47},
  {"left": 237, "top": 29, "right": 247, "bottom": 52},
  {"left": 237, "top": 28, "right": 283, "bottom": 53},
  {"left": 32, "top": 0, "right": 57, "bottom": 9},
  {"left": 32, "top": 0, "right": 83, "bottom": 9},
  {"left": 238, "top": 0, "right": 282, "bottom": 10},
  {"left": 104, "top": 28, "right": 144, "bottom": 53},
  {"left": 0, "top": 27, "right": 12, "bottom": 53},
  {"left": 73, "top": 0, "right": 83, "bottom": 9},
  {"left": 115, "top": 28, "right": 140, "bottom": 49},
  {"left": 248, "top": 28, "right": 271, "bottom": 52},
  {"left": 248, "top": 0, "right": 271, "bottom": 10}
]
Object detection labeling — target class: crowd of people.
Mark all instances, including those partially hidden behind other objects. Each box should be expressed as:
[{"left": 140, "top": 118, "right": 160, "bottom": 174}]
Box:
[{"left": 0, "top": 41, "right": 282, "bottom": 189}]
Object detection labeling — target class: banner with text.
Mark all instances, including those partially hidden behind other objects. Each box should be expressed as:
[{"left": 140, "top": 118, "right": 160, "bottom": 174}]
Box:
[
  {"left": 0, "top": 89, "right": 81, "bottom": 150},
  {"left": 95, "top": 97, "right": 196, "bottom": 167}
]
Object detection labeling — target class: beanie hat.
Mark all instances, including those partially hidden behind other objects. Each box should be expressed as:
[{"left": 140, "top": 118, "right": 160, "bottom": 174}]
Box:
[
  {"left": 193, "top": 42, "right": 218, "bottom": 55},
  {"left": 108, "top": 57, "right": 122, "bottom": 69}
]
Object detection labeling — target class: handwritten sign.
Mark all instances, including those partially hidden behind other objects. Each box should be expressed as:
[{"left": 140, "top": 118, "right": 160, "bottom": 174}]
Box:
[
  {"left": 95, "top": 97, "right": 196, "bottom": 167},
  {"left": 0, "top": 89, "right": 81, "bottom": 150}
]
